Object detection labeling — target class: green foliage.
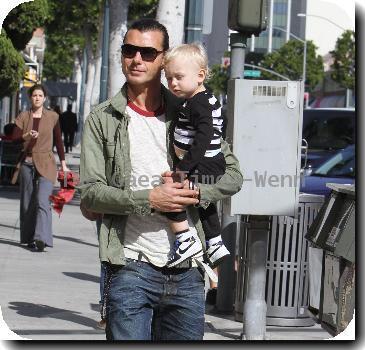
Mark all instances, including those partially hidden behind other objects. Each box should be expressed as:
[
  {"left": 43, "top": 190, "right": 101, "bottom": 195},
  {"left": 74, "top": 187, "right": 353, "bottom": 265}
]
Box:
[
  {"left": 43, "top": 0, "right": 160, "bottom": 80},
  {"left": 43, "top": 0, "right": 101, "bottom": 80},
  {"left": 43, "top": 33, "right": 83, "bottom": 80},
  {"left": 128, "top": 0, "right": 159, "bottom": 21},
  {"left": 206, "top": 64, "right": 229, "bottom": 96},
  {"left": 330, "top": 30, "right": 355, "bottom": 90},
  {"left": 260, "top": 40, "right": 324, "bottom": 92},
  {"left": 0, "top": 31, "right": 25, "bottom": 98},
  {"left": 3, "top": 0, "right": 50, "bottom": 50}
]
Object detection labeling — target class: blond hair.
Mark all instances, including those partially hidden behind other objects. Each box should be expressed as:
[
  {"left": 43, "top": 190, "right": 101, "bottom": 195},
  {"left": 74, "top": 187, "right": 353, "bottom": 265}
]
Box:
[{"left": 163, "top": 43, "right": 210, "bottom": 79}]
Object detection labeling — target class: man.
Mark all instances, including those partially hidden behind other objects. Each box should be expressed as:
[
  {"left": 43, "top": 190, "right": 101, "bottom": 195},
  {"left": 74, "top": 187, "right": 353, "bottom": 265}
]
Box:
[
  {"left": 60, "top": 104, "right": 77, "bottom": 153},
  {"left": 79, "top": 19, "right": 243, "bottom": 341}
]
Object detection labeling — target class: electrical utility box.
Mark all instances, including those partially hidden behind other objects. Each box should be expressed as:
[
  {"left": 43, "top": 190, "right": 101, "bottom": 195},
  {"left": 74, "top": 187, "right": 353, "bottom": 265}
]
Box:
[{"left": 226, "top": 79, "right": 303, "bottom": 217}]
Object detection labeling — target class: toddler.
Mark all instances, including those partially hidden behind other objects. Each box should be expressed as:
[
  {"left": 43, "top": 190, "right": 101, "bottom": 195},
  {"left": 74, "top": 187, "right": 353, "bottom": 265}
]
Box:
[{"left": 163, "top": 43, "right": 230, "bottom": 268}]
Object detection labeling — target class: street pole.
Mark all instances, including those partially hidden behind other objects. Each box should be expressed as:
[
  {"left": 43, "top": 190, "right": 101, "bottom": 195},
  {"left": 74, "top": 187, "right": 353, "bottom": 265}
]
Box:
[
  {"left": 99, "top": 0, "right": 110, "bottom": 103},
  {"left": 242, "top": 216, "right": 270, "bottom": 340},
  {"left": 230, "top": 33, "right": 246, "bottom": 79},
  {"left": 303, "top": 40, "right": 308, "bottom": 108},
  {"left": 267, "top": 0, "right": 274, "bottom": 53},
  {"left": 215, "top": 32, "right": 246, "bottom": 314}
]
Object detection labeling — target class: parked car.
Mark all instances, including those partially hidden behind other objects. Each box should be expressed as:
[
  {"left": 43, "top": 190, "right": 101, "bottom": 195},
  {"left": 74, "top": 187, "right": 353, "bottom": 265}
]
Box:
[
  {"left": 300, "top": 145, "right": 355, "bottom": 197},
  {"left": 302, "top": 108, "right": 355, "bottom": 171}
]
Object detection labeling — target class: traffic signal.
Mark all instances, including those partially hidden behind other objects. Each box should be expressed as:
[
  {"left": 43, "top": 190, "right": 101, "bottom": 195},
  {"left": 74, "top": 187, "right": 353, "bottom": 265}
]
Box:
[{"left": 228, "top": 0, "right": 268, "bottom": 35}]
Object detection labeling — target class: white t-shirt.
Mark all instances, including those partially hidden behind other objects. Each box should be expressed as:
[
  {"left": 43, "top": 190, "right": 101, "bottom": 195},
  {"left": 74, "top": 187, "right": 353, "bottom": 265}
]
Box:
[{"left": 123, "top": 103, "right": 199, "bottom": 267}]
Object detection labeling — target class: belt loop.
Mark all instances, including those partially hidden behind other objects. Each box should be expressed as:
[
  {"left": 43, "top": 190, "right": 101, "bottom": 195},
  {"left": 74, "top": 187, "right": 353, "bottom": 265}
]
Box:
[{"left": 138, "top": 252, "right": 142, "bottom": 263}]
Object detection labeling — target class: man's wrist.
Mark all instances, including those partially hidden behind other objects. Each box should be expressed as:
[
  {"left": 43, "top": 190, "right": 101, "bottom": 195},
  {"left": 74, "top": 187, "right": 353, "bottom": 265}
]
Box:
[{"left": 148, "top": 188, "right": 156, "bottom": 212}]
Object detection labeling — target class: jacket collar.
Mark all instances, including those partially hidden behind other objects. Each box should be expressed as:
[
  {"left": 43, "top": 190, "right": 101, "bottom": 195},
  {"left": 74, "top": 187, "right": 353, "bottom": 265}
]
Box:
[{"left": 110, "top": 84, "right": 128, "bottom": 116}]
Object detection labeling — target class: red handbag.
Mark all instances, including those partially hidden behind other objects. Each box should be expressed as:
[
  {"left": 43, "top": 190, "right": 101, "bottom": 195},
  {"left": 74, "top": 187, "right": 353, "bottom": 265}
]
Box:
[{"left": 49, "top": 171, "right": 79, "bottom": 215}]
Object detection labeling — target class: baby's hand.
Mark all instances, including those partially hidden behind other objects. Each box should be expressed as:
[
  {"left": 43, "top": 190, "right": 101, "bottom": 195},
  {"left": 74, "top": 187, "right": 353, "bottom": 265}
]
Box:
[
  {"left": 161, "top": 170, "right": 174, "bottom": 184},
  {"left": 172, "top": 170, "right": 187, "bottom": 184}
]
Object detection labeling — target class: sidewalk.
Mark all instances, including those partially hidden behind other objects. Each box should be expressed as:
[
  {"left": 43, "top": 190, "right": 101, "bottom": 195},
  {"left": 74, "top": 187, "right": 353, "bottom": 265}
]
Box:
[{"left": 0, "top": 146, "right": 332, "bottom": 341}]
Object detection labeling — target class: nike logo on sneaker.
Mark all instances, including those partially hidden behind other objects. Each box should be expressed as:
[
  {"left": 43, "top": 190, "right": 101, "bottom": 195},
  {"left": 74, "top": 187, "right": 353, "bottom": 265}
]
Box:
[
  {"left": 178, "top": 240, "right": 196, "bottom": 255},
  {"left": 208, "top": 246, "right": 221, "bottom": 258}
]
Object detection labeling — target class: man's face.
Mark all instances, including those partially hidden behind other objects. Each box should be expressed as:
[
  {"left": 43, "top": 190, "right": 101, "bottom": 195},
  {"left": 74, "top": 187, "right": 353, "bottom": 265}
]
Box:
[{"left": 122, "top": 29, "right": 165, "bottom": 86}]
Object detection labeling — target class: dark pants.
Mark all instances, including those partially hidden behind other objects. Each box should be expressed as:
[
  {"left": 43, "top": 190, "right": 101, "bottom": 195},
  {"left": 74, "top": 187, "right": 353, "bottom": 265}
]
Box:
[
  {"left": 63, "top": 131, "right": 75, "bottom": 153},
  {"left": 167, "top": 153, "right": 226, "bottom": 240},
  {"left": 96, "top": 218, "right": 107, "bottom": 314},
  {"left": 19, "top": 162, "right": 54, "bottom": 246},
  {"left": 105, "top": 260, "right": 205, "bottom": 340}
]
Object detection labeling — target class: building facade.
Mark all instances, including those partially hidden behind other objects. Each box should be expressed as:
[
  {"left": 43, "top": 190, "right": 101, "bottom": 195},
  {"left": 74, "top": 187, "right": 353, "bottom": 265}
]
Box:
[{"left": 248, "top": 0, "right": 307, "bottom": 54}]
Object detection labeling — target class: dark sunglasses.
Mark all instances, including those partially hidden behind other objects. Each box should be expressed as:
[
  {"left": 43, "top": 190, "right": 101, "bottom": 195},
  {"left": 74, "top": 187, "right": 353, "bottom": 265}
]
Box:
[{"left": 121, "top": 44, "right": 164, "bottom": 62}]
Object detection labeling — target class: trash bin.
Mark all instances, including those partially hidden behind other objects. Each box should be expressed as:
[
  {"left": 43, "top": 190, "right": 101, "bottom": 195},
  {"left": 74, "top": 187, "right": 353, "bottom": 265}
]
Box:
[
  {"left": 235, "top": 193, "right": 324, "bottom": 326},
  {"left": 305, "top": 184, "right": 355, "bottom": 336}
]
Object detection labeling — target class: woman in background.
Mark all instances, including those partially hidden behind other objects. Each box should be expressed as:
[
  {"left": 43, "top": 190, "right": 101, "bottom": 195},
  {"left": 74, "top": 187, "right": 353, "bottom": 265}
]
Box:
[{"left": 12, "top": 84, "right": 70, "bottom": 251}]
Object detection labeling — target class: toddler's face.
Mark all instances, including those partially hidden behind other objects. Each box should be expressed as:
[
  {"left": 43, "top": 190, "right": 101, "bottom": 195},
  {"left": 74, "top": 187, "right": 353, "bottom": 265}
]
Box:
[{"left": 164, "top": 57, "right": 205, "bottom": 99}]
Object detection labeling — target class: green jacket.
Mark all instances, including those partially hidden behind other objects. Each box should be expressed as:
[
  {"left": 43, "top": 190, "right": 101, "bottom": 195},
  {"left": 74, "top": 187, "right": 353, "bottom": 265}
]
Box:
[{"left": 79, "top": 84, "right": 243, "bottom": 265}]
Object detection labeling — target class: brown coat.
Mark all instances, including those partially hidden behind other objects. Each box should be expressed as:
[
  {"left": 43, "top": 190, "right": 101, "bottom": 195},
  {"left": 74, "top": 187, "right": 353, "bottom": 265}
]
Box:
[{"left": 15, "top": 109, "right": 59, "bottom": 183}]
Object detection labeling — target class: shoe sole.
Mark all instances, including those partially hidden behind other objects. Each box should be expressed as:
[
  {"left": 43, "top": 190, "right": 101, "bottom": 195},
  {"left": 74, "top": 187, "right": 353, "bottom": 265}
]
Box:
[
  {"left": 209, "top": 254, "right": 229, "bottom": 269},
  {"left": 208, "top": 247, "right": 230, "bottom": 268},
  {"left": 167, "top": 245, "right": 203, "bottom": 268}
]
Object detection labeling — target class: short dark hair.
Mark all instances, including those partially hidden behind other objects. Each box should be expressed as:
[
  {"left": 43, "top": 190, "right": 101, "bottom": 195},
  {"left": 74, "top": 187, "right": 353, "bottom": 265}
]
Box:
[
  {"left": 124, "top": 18, "right": 169, "bottom": 51},
  {"left": 28, "top": 84, "right": 47, "bottom": 98}
]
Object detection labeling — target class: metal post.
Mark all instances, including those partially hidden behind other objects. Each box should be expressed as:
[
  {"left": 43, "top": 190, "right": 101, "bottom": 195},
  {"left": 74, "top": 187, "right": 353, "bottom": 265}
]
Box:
[
  {"left": 267, "top": 0, "right": 274, "bottom": 53},
  {"left": 285, "top": 0, "right": 292, "bottom": 42},
  {"left": 303, "top": 40, "right": 308, "bottom": 108},
  {"left": 242, "top": 216, "right": 270, "bottom": 340},
  {"left": 229, "top": 33, "right": 246, "bottom": 79},
  {"left": 345, "top": 89, "right": 351, "bottom": 108},
  {"left": 99, "top": 0, "right": 110, "bottom": 103},
  {"left": 215, "top": 32, "right": 246, "bottom": 313}
]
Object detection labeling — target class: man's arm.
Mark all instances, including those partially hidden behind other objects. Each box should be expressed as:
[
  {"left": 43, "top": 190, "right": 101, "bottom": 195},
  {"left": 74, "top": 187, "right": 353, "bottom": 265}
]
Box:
[
  {"left": 79, "top": 113, "right": 198, "bottom": 215},
  {"left": 198, "top": 139, "right": 243, "bottom": 209}
]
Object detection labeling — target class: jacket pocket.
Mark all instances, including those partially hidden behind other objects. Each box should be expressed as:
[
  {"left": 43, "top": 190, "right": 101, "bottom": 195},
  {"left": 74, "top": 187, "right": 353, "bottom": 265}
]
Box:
[
  {"left": 104, "top": 141, "right": 125, "bottom": 189},
  {"left": 104, "top": 142, "right": 116, "bottom": 186},
  {"left": 104, "top": 142, "right": 116, "bottom": 159}
]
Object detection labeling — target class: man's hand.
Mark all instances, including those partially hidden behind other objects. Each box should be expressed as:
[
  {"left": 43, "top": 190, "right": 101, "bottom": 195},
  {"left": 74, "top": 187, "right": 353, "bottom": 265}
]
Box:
[{"left": 149, "top": 182, "right": 199, "bottom": 212}]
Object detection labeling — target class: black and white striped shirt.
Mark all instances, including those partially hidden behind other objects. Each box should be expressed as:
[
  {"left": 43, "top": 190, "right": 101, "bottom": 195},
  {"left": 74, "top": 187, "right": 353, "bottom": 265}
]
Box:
[{"left": 174, "top": 90, "right": 224, "bottom": 172}]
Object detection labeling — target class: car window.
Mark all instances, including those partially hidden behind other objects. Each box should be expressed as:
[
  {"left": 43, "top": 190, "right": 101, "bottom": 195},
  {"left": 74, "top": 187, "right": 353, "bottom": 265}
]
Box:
[
  {"left": 314, "top": 148, "right": 355, "bottom": 178},
  {"left": 303, "top": 112, "right": 355, "bottom": 150}
]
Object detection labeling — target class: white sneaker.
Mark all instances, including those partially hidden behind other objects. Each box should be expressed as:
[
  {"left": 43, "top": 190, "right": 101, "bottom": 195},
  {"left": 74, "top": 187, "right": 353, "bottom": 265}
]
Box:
[
  {"left": 206, "top": 240, "right": 230, "bottom": 268},
  {"left": 167, "top": 236, "right": 202, "bottom": 268}
]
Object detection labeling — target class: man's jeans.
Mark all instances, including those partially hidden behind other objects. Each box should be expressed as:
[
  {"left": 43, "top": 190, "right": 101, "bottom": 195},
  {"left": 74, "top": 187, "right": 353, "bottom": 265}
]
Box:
[{"left": 105, "top": 259, "right": 205, "bottom": 340}]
